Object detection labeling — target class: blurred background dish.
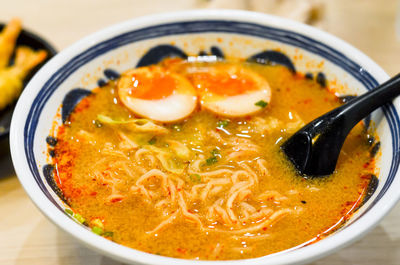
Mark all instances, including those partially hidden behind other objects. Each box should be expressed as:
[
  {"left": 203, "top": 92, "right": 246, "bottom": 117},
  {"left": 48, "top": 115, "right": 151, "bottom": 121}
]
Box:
[{"left": 0, "top": 22, "right": 56, "bottom": 140}]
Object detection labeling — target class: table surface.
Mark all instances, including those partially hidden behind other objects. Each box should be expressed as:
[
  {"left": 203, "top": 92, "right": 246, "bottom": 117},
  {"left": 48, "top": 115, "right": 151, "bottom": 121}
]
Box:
[{"left": 1, "top": 0, "right": 400, "bottom": 264}]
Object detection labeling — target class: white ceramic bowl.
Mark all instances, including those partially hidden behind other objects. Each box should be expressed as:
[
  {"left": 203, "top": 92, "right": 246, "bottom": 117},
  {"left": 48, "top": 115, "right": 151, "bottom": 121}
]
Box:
[{"left": 10, "top": 10, "right": 400, "bottom": 265}]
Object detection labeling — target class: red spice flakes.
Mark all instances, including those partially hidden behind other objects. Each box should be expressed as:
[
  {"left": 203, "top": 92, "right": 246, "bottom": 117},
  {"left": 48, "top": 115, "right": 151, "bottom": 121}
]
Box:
[
  {"left": 345, "top": 201, "right": 355, "bottom": 206},
  {"left": 90, "top": 191, "right": 97, "bottom": 196},
  {"left": 111, "top": 197, "right": 123, "bottom": 203},
  {"left": 177, "top": 248, "right": 187, "bottom": 254},
  {"left": 294, "top": 73, "right": 303, "bottom": 80},
  {"left": 161, "top": 57, "right": 183, "bottom": 66},
  {"left": 73, "top": 97, "right": 91, "bottom": 114},
  {"left": 65, "top": 188, "right": 83, "bottom": 200},
  {"left": 361, "top": 174, "right": 371, "bottom": 179}
]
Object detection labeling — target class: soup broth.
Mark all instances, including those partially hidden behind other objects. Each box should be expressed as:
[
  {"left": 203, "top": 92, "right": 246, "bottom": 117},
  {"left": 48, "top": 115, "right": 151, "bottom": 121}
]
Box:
[{"left": 51, "top": 59, "right": 377, "bottom": 260}]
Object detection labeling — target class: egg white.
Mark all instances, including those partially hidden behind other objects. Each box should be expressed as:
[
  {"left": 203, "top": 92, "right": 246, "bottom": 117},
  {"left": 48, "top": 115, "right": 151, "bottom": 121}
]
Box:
[
  {"left": 201, "top": 89, "right": 270, "bottom": 117},
  {"left": 120, "top": 93, "right": 197, "bottom": 123},
  {"left": 118, "top": 67, "right": 197, "bottom": 123},
  {"left": 197, "top": 66, "right": 272, "bottom": 117}
]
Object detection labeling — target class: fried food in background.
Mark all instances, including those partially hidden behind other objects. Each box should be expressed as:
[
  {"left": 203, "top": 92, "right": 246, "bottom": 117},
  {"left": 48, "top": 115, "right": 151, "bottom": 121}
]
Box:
[{"left": 0, "top": 18, "right": 47, "bottom": 110}]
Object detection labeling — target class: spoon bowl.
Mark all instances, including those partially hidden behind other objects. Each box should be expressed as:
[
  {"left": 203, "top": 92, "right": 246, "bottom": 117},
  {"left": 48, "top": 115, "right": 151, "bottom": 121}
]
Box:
[{"left": 282, "top": 74, "right": 400, "bottom": 176}]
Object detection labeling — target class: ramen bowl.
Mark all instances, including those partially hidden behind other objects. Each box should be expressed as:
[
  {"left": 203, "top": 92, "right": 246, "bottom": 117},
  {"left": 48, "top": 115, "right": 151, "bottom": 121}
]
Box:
[{"left": 9, "top": 9, "right": 400, "bottom": 265}]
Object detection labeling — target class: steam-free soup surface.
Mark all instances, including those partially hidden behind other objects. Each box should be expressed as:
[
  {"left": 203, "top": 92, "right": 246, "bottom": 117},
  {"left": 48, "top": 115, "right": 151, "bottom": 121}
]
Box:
[{"left": 52, "top": 59, "right": 376, "bottom": 260}]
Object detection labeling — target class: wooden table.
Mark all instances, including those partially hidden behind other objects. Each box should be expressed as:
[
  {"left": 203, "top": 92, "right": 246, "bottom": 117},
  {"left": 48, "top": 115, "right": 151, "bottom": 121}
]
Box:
[{"left": 1, "top": 0, "right": 399, "bottom": 264}]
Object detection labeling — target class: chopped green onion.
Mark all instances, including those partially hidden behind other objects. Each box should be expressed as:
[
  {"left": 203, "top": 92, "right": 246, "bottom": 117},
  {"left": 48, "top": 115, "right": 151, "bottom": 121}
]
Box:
[
  {"left": 190, "top": 174, "right": 201, "bottom": 183},
  {"left": 91, "top": 218, "right": 104, "bottom": 229},
  {"left": 148, "top": 137, "right": 157, "bottom": 145},
  {"left": 92, "top": 226, "right": 104, "bottom": 235},
  {"left": 74, "top": 213, "right": 86, "bottom": 224},
  {"left": 217, "top": 120, "right": 229, "bottom": 128},
  {"left": 64, "top": 209, "right": 73, "bottom": 215},
  {"left": 204, "top": 148, "right": 220, "bottom": 166},
  {"left": 93, "top": 119, "right": 103, "bottom": 128},
  {"left": 103, "top": 231, "right": 114, "bottom": 237},
  {"left": 255, "top": 100, "right": 268, "bottom": 108},
  {"left": 206, "top": 156, "right": 218, "bottom": 166},
  {"left": 211, "top": 148, "right": 220, "bottom": 157}
]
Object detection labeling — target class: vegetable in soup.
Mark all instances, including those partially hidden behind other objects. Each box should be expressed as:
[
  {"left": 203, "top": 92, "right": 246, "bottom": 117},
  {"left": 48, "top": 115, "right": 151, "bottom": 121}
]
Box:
[{"left": 50, "top": 58, "right": 378, "bottom": 260}]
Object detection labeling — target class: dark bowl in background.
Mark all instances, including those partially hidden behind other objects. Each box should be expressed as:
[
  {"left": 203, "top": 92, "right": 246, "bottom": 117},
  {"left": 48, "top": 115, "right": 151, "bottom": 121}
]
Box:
[{"left": 0, "top": 23, "right": 57, "bottom": 143}]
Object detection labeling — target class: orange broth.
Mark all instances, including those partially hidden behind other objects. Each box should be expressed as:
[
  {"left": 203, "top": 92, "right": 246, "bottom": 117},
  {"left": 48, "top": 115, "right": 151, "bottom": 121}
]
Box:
[{"left": 52, "top": 60, "right": 377, "bottom": 260}]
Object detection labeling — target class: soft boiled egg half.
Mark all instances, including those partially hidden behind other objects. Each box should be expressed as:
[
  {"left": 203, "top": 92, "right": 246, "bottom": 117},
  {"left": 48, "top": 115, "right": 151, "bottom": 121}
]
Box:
[
  {"left": 187, "top": 64, "right": 271, "bottom": 117},
  {"left": 118, "top": 66, "right": 197, "bottom": 123}
]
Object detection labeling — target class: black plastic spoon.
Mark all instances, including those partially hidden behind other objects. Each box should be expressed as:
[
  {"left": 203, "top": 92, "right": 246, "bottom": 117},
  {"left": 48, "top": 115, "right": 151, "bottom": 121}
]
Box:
[{"left": 281, "top": 74, "right": 400, "bottom": 177}]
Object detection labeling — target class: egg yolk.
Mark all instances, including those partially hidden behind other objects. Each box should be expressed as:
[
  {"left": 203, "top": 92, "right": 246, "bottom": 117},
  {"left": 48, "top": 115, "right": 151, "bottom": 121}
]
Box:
[
  {"left": 190, "top": 72, "right": 257, "bottom": 97},
  {"left": 126, "top": 70, "right": 176, "bottom": 100}
]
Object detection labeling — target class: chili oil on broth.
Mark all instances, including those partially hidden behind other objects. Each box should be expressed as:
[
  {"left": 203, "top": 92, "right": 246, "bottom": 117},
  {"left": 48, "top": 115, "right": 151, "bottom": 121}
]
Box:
[{"left": 52, "top": 60, "right": 376, "bottom": 260}]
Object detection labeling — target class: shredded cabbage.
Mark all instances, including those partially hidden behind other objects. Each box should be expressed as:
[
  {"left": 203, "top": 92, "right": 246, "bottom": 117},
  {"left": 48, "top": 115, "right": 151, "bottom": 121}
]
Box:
[
  {"left": 167, "top": 140, "right": 191, "bottom": 160},
  {"left": 97, "top": 114, "right": 169, "bottom": 135},
  {"left": 146, "top": 145, "right": 184, "bottom": 174}
]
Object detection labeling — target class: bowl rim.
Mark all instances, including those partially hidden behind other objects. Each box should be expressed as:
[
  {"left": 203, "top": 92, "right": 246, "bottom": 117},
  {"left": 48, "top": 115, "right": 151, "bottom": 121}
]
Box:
[{"left": 10, "top": 9, "right": 398, "bottom": 265}]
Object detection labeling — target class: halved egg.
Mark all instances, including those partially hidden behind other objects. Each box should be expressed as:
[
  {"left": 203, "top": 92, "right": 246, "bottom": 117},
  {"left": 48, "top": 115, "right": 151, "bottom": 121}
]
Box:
[
  {"left": 118, "top": 66, "right": 197, "bottom": 123},
  {"left": 187, "top": 64, "right": 271, "bottom": 117}
]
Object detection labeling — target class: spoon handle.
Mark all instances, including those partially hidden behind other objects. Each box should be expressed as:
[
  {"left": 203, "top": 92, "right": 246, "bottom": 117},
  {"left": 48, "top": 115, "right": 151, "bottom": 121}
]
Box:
[
  {"left": 338, "top": 73, "right": 400, "bottom": 125},
  {"left": 282, "top": 73, "right": 400, "bottom": 176},
  {"left": 304, "top": 73, "right": 400, "bottom": 141}
]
